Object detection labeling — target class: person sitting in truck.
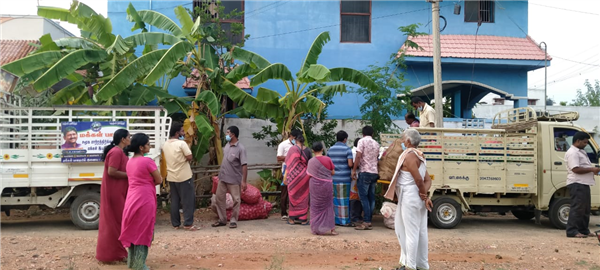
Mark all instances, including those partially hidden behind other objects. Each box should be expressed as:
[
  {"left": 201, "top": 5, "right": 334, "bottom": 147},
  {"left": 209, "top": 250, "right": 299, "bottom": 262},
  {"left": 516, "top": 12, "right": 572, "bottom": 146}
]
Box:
[
  {"left": 404, "top": 112, "right": 420, "bottom": 128},
  {"left": 565, "top": 132, "right": 600, "bottom": 239},
  {"left": 61, "top": 126, "right": 82, "bottom": 149},
  {"left": 383, "top": 128, "right": 433, "bottom": 270}
]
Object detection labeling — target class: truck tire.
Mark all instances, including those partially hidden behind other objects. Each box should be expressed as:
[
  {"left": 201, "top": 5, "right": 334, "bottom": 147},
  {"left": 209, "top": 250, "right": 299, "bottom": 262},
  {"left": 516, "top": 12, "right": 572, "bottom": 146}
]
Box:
[
  {"left": 70, "top": 192, "right": 101, "bottom": 230},
  {"left": 511, "top": 210, "right": 535, "bottom": 220},
  {"left": 429, "top": 197, "right": 462, "bottom": 229},
  {"left": 549, "top": 197, "right": 570, "bottom": 230}
]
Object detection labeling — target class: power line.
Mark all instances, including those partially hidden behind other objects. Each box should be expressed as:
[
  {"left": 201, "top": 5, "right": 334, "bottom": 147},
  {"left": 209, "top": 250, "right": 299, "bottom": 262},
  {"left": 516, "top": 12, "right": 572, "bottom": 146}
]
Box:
[
  {"left": 529, "top": 2, "right": 600, "bottom": 16},
  {"left": 551, "top": 56, "right": 600, "bottom": 67},
  {"left": 244, "top": 1, "right": 282, "bottom": 16},
  {"left": 245, "top": 1, "right": 289, "bottom": 18},
  {"left": 247, "top": 6, "right": 435, "bottom": 41}
]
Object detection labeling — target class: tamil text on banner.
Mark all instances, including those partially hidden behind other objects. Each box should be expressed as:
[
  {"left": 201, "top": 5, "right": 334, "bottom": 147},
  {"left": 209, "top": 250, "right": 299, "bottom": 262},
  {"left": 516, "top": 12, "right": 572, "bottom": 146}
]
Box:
[{"left": 61, "top": 121, "right": 127, "bottom": 163}]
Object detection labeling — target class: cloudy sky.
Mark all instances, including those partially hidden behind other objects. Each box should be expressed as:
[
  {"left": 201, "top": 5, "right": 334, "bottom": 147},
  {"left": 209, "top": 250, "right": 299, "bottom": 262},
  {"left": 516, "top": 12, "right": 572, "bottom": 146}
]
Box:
[{"left": 1, "top": 0, "right": 598, "bottom": 104}]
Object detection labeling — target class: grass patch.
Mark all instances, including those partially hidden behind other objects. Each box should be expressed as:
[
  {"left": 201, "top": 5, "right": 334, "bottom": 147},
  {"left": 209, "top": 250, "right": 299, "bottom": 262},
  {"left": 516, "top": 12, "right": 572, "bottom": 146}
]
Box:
[
  {"left": 577, "top": 260, "right": 588, "bottom": 266},
  {"left": 265, "top": 255, "right": 285, "bottom": 270}
]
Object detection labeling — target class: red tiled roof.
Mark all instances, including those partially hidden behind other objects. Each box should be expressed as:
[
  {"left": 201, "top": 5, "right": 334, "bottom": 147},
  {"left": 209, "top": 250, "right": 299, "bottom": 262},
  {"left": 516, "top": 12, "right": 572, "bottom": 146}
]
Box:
[
  {"left": 182, "top": 68, "right": 252, "bottom": 90},
  {"left": 0, "top": 40, "right": 40, "bottom": 66},
  {"left": 0, "top": 17, "right": 15, "bottom": 24},
  {"left": 399, "top": 35, "right": 552, "bottom": 61}
]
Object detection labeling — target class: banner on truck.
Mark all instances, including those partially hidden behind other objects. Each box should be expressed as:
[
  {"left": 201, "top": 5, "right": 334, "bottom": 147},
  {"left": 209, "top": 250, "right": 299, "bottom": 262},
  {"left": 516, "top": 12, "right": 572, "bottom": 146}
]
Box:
[{"left": 61, "top": 121, "right": 127, "bottom": 163}]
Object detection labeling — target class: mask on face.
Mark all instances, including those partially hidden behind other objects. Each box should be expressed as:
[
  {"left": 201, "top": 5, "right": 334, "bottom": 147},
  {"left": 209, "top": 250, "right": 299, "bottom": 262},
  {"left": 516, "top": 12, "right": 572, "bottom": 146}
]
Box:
[
  {"left": 291, "top": 139, "right": 296, "bottom": 145},
  {"left": 225, "top": 135, "right": 231, "bottom": 142},
  {"left": 401, "top": 142, "right": 407, "bottom": 151},
  {"left": 417, "top": 106, "right": 423, "bottom": 112},
  {"left": 179, "top": 135, "right": 185, "bottom": 140}
]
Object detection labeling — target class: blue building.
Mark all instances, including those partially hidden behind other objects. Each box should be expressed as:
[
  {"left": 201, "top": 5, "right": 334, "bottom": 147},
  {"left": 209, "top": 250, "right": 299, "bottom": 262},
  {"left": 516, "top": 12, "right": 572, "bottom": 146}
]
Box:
[{"left": 108, "top": 0, "right": 549, "bottom": 119}]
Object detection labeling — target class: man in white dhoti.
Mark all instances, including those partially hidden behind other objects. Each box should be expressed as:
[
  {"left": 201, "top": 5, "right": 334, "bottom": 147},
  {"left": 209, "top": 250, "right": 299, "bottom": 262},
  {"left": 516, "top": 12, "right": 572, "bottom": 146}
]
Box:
[{"left": 384, "top": 129, "right": 433, "bottom": 270}]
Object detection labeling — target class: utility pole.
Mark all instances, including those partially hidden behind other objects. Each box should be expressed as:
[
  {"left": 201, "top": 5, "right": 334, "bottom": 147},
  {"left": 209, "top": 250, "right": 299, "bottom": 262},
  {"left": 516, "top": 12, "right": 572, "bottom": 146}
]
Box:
[
  {"left": 429, "top": 0, "right": 444, "bottom": 127},
  {"left": 539, "top": 42, "right": 548, "bottom": 112}
]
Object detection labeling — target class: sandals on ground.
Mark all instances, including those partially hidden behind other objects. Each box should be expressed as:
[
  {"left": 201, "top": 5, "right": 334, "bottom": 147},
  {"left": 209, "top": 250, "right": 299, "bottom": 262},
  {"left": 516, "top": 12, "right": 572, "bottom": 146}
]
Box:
[
  {"left": 183, "top": 225, "right": 199, "bottom": 231},
  {"left": 229, "top": 222, "right": 237, "bottom": 229},
  {"left": 211, "top": 221, "right": 227, "bottom": 227}
]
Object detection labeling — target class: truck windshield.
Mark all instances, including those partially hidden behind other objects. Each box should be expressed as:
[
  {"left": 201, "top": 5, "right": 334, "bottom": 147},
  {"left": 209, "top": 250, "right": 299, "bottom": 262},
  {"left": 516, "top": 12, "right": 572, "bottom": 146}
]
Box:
[{"left": 554, "top": 128, "right": 599, "bottom": 164}]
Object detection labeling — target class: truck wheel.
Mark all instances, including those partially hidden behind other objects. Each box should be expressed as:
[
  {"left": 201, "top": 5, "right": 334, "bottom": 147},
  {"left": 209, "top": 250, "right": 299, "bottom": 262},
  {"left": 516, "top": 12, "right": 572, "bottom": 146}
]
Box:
[
  {"left": 549, "top": 197, "right": 570, "bottom": 230},
  {"left": 511, "top": 210, "right": 535, "bottom": 220},
  {"left": 70, "top": 192, "right": 100, "bottom": 230},
  {"left": 429, "top": 197, "right": 462, "bottom": 229}
]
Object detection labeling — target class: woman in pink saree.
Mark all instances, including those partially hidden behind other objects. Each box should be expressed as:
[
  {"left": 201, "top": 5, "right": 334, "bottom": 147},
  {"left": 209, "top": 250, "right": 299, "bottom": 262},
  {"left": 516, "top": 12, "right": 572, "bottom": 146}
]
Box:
[
  {"left": 284, "top": 134, "right": 312, "bottom": 225},
  {"left": 119, "top": 133, "right": 162, "bottom": 270},
  {"left": 307, "top": 142, "right": 338, "bottom": 235}
]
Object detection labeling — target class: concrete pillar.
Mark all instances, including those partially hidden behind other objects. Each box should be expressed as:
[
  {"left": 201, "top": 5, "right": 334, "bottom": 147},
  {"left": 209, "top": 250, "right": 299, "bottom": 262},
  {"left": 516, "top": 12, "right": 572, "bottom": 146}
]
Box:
[
  {"left": 513, "top": 98, "right": 529, "bottom": 109},
  {"left": 453, "top": 91, "right": 462, "bottom": 118}
]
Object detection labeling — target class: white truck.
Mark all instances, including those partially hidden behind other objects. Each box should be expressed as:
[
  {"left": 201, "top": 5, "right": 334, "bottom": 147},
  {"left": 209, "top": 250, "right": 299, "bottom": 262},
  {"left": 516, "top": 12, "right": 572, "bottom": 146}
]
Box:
[
  {"left": 0, "top": 105, "right": 170, "bottom": 229},
  {"left": 381, "top": 107, "right": 600, "bottom": 229}
]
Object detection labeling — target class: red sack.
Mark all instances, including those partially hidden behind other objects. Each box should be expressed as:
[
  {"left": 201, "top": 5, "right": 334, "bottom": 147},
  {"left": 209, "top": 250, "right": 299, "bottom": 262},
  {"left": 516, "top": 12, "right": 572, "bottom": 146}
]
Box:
[
  {"left": 226, "top": 199, "right": 273, "bottom": 221},
  {"left": 211, "top": 176, "right": 219, "bottom": 194},
  {"left": 240, "top": 184, "right": 261, "bottom": 204}
]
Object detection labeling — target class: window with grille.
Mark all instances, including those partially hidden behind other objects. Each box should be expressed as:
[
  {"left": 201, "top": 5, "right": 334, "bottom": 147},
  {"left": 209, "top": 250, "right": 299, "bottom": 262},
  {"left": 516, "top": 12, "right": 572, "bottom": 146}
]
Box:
[
  {"left": 193, "top": 0, "right": 244, "bottom": 44},
  {"left": 464, "top": 0, "right": 494, "bottom": 23},
  {"left": 340, "top": 1, "right": 371, "bottom": 43}
]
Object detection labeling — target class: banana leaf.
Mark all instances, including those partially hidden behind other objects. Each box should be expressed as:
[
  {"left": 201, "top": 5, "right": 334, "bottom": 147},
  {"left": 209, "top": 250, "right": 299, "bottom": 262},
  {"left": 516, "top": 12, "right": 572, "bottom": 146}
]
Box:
[
  {"left": 128, "top": 84, "right": 171, "bottom": 106},
  {"left": 96, "top": 49, "right": 167, "bottom": 101},
  {"left": 136, "top": 10, "right": 183, "bottom": 37},
  {"left": 50, "top": 81, "right": 86, "bottom": 105},
  {"left": 225, "top": 64, "right": 261, "bottom": 83},
  {"left": 256, "top": 87, "right": 281, "bottom": 104},
  {"left": 144, "top": 40, "right": 194, "bottom": 84},
  {"left": 319, "top": 83, "right": 347, "bottom": 96},
  {"left": 298, "top": 31, "right": 330, "bottom": 76},
  {"left": 1, "top": 51, "right": 62, "bottom": 76},
  {"left": 202, "top": 43, "right": 219, "bottom": 72},
  {"left": 105, "top": 35, "right": 132, "bottom": 55},
  {"left": 230, "top": 47, "right": 271, "bottom": 69},
  {"left": 126, "top": 3, "right": 146, "bottom": 32},
  {"left": 54, "top": 37, "right": 102, "bottom": 50},
  {"left": 249, "top": 63, "right": 293, "bottom": 87},
  {"left": 33, "top": 49, "right": 108, "bottom": 91},
  {"left": 35, "top": 34, "right": 60, "bottom": 53},
  {"left": 329, "top": 67, "right": 378, "bottom": 90},
  {"left": 298, "top": 64, "right": 330, "bottom": 83},
  {"left": 37, "top": 6, "right": 77, "bottom": 24},
  {"left": 124, "top": 32, "right": 181, "bottom": 47},
  {"left": 195, "top": 91, "right": 220, "bottom": 115},
  {"left": 174, "top": 6, "right": 194, "bottom": 37}
]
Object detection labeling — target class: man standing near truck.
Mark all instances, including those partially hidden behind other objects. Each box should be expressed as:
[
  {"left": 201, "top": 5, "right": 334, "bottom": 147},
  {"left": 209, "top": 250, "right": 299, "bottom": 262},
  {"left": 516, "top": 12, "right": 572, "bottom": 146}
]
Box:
[
  {"left": 163, "top": 123, "right": 198, "bottom": 231},
  {"left": 565, "top": 132, "right": 600, "bottom": 238},
  {"left": 410, "top": 97, "right": 435, "bottom": 128}
]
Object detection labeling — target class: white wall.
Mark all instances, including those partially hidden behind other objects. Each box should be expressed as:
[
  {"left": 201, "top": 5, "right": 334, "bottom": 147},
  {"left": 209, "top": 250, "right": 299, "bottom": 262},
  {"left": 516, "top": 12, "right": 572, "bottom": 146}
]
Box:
[
  {"left": 0, "top": 17, "right": 73, "bottom": 40},
  {"left": 0, "top": 18, "right": 44, "bottom": 40}
]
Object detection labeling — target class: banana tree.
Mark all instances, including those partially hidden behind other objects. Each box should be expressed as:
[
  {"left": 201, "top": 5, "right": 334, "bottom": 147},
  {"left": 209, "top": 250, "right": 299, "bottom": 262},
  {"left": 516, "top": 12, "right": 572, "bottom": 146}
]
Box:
[
  {"left": 0, "top": 1, "right": 168, "bottom": 106},
  {"left": 93, "top": 4, "right": 254, "bottom": 165},
  {"left": 222, "top": 31, "right": 377, "bottom": 140}
]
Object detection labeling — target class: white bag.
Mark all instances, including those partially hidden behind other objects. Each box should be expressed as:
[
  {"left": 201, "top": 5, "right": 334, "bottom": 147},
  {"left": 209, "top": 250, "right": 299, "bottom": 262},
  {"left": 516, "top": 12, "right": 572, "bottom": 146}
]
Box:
[{"left": 380, "top": 202, "right": 397, "bottom": 230}]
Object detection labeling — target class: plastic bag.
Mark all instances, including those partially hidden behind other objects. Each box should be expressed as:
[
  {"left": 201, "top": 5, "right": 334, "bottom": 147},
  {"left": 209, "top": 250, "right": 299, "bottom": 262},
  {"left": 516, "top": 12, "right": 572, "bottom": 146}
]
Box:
[
  {"left": 380, "top": 202, "right": 397, "bottom": 230},
  {"left": 226, "top": 199, "right": 273, "bottom": 221}
]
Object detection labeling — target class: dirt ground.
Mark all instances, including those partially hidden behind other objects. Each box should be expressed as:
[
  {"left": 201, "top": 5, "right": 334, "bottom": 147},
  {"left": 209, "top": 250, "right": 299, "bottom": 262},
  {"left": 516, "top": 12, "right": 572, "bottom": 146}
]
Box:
[{"left": 1, "top": 208, "right": 600, "bottom": 270}]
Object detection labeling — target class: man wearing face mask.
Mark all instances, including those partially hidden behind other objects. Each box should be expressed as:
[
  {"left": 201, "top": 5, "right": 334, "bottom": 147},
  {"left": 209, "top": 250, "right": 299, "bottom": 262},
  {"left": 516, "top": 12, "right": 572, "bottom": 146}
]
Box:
[
  {"left": 410, "top": 97, "right": 435, "bottom": 128},
  {"left": 213, "top": 126, "right": 248, "bottom": 229},
  {"left": 277, "top": 129, "right": 302, "bottom": 221},
  {"left": 163, "top": 122, "right": 197, "bottom": 230}
]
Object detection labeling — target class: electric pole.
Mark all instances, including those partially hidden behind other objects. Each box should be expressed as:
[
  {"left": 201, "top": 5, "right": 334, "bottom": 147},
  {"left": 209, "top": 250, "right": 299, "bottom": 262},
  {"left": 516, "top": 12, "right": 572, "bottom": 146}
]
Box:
[
  {"left": 429, "top": 0, "right": 444, "bottom": 127},
  {"left": 539, "top": 41, "right": 547, "bottom": 113}
]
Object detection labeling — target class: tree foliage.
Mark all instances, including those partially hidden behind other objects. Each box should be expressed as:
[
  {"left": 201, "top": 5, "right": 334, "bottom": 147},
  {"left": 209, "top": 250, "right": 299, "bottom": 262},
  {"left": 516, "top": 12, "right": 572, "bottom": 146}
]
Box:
[
  {"left": 571, "top": 79, "right": 600, "bottom": 107},
  {"left": 353, "top": 24, "right": 426, "bottom": 141},
  {"left": 226, "top": 31, "right": 376, "bottom": 143}
]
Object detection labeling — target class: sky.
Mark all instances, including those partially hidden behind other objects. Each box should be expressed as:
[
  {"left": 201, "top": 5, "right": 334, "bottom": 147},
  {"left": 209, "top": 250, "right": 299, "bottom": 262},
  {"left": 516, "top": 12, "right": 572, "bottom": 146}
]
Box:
[{"left": 1, "top": 0, "right": 598, "bottom": 105}]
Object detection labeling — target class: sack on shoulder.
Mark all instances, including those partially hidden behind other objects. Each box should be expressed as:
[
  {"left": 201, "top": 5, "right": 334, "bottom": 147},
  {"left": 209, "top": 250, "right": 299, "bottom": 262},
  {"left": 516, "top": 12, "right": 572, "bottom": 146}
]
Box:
[{"left": 378, "top": 138, "right": 404, "bottom": 180}]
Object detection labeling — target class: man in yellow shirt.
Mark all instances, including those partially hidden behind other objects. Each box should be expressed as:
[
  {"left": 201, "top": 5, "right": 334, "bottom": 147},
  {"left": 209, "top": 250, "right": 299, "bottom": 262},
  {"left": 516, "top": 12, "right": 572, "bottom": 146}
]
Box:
[
  {"left": 411, "top": 97, "right": 436, "bottom": 127},
  {"left": 163, "top": 123, "right": 197, "bottom": 231}
]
